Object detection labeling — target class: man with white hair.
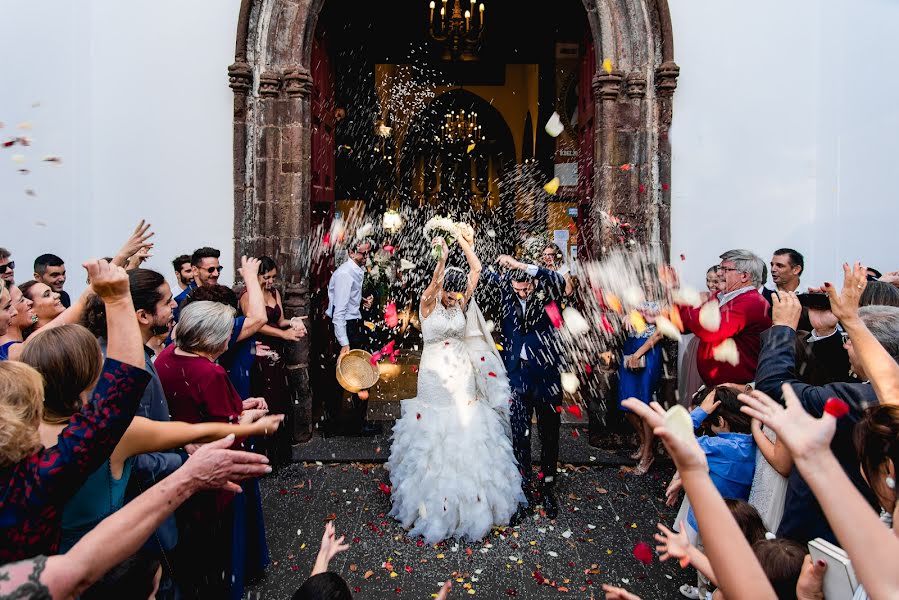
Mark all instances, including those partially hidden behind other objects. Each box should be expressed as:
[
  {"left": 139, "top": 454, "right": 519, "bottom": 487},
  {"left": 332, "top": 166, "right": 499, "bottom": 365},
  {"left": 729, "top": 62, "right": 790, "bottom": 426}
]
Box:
[{"left": 676, "top": 249, "right": 773, "bottom": 386}]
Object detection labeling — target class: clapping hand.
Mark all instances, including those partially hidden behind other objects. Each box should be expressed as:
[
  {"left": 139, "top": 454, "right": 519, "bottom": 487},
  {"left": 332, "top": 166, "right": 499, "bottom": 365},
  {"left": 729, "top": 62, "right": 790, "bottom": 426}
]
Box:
[
  {"left": 737, "top": 384, "right": 837, "bottom": 463},
  {"left": 243, "top": 397, "right": 268, "bottom": 412},
  {"left": 824, "top": 262, "right": 867, "bottom": 323},
  {"left": 85, "top": 259, "right": 130, "bottom": 303}
]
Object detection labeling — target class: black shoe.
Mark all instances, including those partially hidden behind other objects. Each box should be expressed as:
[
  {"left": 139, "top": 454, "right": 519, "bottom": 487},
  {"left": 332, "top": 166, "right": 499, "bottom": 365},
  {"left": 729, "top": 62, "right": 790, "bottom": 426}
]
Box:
[
  {"left": 359, "top": 422, "right": 383, "bottom": 437},
  {"left": 542, "top": 487, "right": 559, "bottom": 520},
  {"left": 509, "top": 503, "right": 530, "bottom": 527}
]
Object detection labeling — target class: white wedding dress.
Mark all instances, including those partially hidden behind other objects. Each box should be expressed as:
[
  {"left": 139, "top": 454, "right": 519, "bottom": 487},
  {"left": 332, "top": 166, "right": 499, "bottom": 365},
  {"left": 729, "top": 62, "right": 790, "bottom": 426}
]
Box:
[{"left": 386, "top": 294, "right": 525, "bottom": 544}]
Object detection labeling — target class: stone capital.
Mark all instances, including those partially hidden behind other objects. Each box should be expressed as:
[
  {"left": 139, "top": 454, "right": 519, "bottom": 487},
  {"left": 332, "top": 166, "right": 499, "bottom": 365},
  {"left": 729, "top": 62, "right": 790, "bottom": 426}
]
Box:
[
  {"left": 258, "top": 70, "right": 282, "bottom": 98},
  {"left": 625, "top": 73, "right": 647, "bottom": 99},
  {"left": 228, "top": 60, "right": 253, "bottom": 94},
  {"left": 592, "top": 70, "right": 624, "bottom": 101},
  {"left": 656, "top": 61, "right": 680, "bottom": 98},
  {"left": 283, "top": 66, "right": 313, "bottom": 98}
]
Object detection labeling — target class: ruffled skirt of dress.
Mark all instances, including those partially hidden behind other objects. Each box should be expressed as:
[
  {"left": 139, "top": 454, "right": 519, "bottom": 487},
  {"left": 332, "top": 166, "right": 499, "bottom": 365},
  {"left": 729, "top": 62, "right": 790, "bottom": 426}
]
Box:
[{"left": 386, "top": 338, "right": 524, "bottom": 544}]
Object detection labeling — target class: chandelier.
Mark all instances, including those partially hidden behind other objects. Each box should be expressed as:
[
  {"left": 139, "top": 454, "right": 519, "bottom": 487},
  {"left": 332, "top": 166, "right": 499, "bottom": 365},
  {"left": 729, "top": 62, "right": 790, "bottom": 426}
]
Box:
[
  {"left": 427, "top": 0, "right": 485, "bottom": 62},
  {"left": 440, "top": 109, "right": 482, "bottom": 145}
]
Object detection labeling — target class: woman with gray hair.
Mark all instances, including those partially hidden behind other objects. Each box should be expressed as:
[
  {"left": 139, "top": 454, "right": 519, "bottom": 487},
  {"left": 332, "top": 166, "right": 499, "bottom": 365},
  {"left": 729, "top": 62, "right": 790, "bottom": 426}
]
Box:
[{"left": 155, "top": 300, "right": 274, "bottom": 599}]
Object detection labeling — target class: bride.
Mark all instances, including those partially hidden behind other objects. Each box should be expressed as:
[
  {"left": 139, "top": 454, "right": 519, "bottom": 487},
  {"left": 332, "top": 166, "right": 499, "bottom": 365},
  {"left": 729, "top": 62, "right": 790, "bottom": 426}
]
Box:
[{"left": 386, "top": 230, "right": 525, "bottom": 544}]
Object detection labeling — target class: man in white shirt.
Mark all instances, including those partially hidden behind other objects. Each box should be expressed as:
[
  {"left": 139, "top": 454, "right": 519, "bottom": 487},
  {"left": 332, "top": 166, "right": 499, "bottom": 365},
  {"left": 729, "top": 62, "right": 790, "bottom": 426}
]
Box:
[{"left": 325, "top": 238, "right": 379, "bottom": 436}]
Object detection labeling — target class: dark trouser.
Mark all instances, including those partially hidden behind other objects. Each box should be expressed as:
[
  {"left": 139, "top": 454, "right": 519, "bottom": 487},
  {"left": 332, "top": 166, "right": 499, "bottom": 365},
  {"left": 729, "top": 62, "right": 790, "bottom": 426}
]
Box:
[
  {"left": 509, "top": 359, "right": 562, "bottom": 490},
  {"left": 324, "top": 319, "right": 372, "bottom": 434}
]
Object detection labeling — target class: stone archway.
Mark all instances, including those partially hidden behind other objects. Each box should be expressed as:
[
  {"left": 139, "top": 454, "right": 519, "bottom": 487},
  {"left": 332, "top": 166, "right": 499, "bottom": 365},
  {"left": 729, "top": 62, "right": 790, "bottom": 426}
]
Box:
[
  {"left": 227, "top": 0, "right": 679, "bottom": 426},
  {"left": 229, "top": 0, "right": 679, "bottom": 279}
]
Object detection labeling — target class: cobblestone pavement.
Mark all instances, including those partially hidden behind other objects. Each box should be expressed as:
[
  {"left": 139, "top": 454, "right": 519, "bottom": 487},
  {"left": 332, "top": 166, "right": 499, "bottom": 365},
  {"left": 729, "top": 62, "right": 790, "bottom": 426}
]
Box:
[{"left": 246, "top": 460, "right": 690, "bottom": 599}]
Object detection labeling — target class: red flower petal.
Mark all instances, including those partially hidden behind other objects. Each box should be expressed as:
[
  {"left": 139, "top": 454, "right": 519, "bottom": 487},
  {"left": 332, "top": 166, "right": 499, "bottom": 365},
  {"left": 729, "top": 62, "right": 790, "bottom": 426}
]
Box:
[
  {"left": 633, "top": 541, "right": 653, "bottom": 565},
  {"left": 565, "top": 405, "right": 583, "bottom": 419},
  {"left": 824, "top": 397, "right": 849, "bottom": 418},
  {"left": 662, "top": 183, "right": 670, "bottom": 191},
  {"left": 488, "top": 372, "right": 497, "bottom": 377},
  {"left": 378, "top": 483, "right": 392, "bottom": 495},
  {"left": 584, "top": 363, "right": 593, "bottom": 374},
  {"left": 384, "top": 303, "right": 399, "bottom": 328},
  {"left": 384, "top": 244, "right": 395, "bottom": 254},
  {"left": 416, "top": 413, "right": 421, "bottom": 420},
  {"left": 545, "top": 302, "right": 563, "bottom": 329},
  {"left": 638, "top": 184, "right": 646, "bottom": 193}
]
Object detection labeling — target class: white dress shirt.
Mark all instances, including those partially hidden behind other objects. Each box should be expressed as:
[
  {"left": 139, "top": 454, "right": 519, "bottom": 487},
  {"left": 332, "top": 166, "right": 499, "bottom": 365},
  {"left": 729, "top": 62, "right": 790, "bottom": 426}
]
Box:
[
  {"left": 518, "top": 264, "right": 540, "bottom": 360},
  {"left": 327, "top": 257, "right": 365, "bottom": 348}
]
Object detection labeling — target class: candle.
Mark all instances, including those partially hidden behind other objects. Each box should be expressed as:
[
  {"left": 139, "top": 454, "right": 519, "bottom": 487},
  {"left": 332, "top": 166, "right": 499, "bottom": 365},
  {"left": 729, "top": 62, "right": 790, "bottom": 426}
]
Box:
[
  {"left": 429, "top": 0, "right": 435, "bottom": 22},
  {"left": 479, "top": 2, "right": 485, "bottom": 27},
  {"left": 465, "top": 9, "right": 470, "bottom": 29}
]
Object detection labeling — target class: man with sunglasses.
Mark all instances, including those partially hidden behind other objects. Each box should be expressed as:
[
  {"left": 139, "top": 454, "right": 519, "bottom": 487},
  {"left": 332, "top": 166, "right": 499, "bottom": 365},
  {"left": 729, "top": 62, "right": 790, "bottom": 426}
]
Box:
[
  {"left": 325, "top": 237, "right": 380, "bottom": 437},
  {"left": 0, "top": 248, "right": 13, "bottom": 285},
  {"left": 172, "top": 247, "right": 224, "bottom": 322}
]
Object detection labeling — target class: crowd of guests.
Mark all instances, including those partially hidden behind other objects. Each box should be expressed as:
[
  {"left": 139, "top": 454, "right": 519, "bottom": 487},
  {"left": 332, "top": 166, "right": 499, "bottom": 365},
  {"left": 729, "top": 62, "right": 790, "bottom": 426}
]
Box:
[
  {"left": 0, "top": 223, "right": 310, "bottom": 598},
  {"left": 1, "top": 223, "right": 898, "bottom": 599}
]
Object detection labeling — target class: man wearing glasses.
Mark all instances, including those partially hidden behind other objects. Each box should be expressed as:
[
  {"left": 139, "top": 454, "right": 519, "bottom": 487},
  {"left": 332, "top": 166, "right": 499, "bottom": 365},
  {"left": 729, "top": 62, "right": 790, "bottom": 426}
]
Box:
[
  {"left": 0, "top": 248, "right": 14, "bottom": 285},
  {"left": 325, "top": 237, "right": 380, "bottom": 437},
  {"left": 172, "top": 246, "right": 224, "bottom": 321},
  {"left": 675, "top": 249, "right": 772, "bottom": 387}
]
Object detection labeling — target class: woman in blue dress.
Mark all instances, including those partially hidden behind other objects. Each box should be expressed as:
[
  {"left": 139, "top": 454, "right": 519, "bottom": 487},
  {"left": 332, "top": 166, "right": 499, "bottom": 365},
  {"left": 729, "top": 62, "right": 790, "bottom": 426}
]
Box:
[{"left": 618, "top": 301, "right": 664, "bottom": 474}]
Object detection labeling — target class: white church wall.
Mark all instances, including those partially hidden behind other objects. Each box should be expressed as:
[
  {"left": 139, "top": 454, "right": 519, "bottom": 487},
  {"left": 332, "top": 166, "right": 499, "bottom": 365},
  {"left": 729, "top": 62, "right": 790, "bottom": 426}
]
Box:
[{"left": 2, "top": 0, "right": 898, "bottom": 298}]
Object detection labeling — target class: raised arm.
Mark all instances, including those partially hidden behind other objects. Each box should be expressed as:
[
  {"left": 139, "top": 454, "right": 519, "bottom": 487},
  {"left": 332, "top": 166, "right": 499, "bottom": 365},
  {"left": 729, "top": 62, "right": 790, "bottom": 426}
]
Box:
[
  {"left": 111, "top": 220, "right": 155, "bottom": 268},
  {"left": 457, "top": 233, "right": 481, "bottom": 307},
  {"left": 235, "top": 256, "right": 266, "bottom": 341},
  {"left": 622, "top": 399, "right": 777, "bottom": 600},
  {"left": 41, "top": 436, "right": 271, "bottom": 599},
  {"left": 740, "top": 386, "right": 899, "bottom": 600},
  {"left": 828, "top": 262, "right": 899, "bottom": 404},
  {"left": 420, "top": 237, "right": 448, "bottom": 320}
]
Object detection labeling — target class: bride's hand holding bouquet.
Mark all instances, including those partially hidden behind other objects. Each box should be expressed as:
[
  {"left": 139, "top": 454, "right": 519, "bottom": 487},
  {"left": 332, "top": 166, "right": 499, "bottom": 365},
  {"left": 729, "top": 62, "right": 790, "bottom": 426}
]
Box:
[{"left": 423, "top": 216, "right": 459, "bottom": 260}]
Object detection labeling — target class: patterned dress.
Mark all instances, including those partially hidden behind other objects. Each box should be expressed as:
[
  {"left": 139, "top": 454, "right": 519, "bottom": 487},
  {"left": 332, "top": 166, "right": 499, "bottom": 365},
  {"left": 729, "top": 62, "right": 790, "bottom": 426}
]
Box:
[{"left": 0, "top": 359, "right": 150, "bottom": 562}]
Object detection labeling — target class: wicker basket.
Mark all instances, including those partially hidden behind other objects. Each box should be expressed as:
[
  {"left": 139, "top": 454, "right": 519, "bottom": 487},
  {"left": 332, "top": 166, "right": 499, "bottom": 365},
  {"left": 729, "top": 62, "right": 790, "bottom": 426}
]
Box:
[{"left": 336, "top": 349, "right": 380, "bottom": 393}]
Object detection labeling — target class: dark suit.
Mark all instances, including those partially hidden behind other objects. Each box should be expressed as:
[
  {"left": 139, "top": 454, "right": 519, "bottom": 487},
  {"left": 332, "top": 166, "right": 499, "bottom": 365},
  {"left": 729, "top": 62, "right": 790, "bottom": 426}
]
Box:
[
  {"left": 485, "top": 266, "right": 566, "bottom": 489},
  {"left": 755, "top": 325, "right": 880, "bottom": 543}
]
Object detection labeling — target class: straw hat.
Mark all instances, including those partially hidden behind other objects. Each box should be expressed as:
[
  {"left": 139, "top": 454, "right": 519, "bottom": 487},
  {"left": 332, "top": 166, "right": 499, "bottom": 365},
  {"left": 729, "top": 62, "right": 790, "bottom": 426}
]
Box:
[{"left": 336, "top": 349, "right": 380, "bottom": 393}]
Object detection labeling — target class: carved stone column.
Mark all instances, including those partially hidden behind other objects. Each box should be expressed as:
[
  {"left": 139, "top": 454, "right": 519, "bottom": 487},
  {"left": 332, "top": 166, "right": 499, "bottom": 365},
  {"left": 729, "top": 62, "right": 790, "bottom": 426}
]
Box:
[
  {"left": 592, "top": 70, "right": 624, "bottom": 254},
  {"left": 655, "top": 60, "right": 680, "bottom": 260}
]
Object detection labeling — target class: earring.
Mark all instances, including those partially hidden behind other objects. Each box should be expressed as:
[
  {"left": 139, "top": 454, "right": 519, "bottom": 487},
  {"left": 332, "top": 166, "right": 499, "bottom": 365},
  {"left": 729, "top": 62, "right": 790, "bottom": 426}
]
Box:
[{"left": 886, "top": 476, "right": 895, "bottom": 490}]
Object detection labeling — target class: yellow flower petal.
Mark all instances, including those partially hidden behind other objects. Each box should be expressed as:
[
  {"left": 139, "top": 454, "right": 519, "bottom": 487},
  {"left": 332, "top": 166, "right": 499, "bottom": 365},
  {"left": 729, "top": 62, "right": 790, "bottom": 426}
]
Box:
[
  {"left": 543, "top": 177, "right": 561, "bottom": 195},
  {"left": 602, "top": 58, "right": 613, "bottom": 74}
]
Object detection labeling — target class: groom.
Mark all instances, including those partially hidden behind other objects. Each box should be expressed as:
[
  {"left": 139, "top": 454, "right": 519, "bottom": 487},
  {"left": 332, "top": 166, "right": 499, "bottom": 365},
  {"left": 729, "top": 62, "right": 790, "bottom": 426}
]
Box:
[{"left": 485, "top": 254, "right": 566, "bottom": 520}]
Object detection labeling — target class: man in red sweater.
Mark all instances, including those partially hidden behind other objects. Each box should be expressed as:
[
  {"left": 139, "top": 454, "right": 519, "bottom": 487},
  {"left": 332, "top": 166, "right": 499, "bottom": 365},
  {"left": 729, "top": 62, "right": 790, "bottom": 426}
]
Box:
[{"left": 678, "top": 249, "right": 773, "bottom": 386}]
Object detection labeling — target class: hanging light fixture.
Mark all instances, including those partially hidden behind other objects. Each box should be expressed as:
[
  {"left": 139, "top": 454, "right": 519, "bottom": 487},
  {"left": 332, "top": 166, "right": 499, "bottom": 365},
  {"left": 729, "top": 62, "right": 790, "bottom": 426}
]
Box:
[
  {"left": 440, "top": 108, "right": 482, "bottom": 145},
  {"left": 427, "top": 0, "right": 485, "bottom": 61}
]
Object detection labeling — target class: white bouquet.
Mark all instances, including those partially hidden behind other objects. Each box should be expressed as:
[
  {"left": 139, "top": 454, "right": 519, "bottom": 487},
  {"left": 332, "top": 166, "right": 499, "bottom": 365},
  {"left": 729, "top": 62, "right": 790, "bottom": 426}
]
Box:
[{"left": 423, "top": 216, "right": 460, "bottom": 260}]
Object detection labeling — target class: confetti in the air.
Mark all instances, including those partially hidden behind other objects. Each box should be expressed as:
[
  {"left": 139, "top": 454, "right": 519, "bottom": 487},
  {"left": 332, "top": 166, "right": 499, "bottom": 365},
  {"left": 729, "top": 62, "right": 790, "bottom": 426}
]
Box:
[{"left": 544, "top": 112, "right": 564, "bottom": 137}]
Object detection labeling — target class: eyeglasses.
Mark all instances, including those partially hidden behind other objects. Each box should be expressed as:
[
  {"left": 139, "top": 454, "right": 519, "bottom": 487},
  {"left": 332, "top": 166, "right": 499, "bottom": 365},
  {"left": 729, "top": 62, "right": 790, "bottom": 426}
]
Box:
[
  {"left": 0, "top": 262, "right": 15, "bottom": 273},
  {"left": 204, "top": 266, "right": 224, "bottom": 274},
  {"left": 718, "top": 267, "right": 742, "bottom": 273}
]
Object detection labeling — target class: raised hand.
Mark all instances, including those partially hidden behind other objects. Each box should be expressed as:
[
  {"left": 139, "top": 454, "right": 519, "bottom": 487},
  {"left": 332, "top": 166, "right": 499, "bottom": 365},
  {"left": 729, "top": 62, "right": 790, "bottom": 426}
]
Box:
[
  {"left": 435, "top": 580, "right": 453, "bottom": 600},
  {"left": 698, "top": 388, "right": 721, "bottom": 415},
  {"left": 737, "top": 384, "right": 837, "bottom": 462},
  {"left": 84, "top": 259, "right": 130, "bottom": 303},
  {"left": 182, "top": 435, "right": 272, "bottom": 493},
  {"left": 116, "top": 220, "right": 155, "bottom": 262},
  {"left": 622, "top": 399, "right": 708, "bottom": 475},
  {"left": 796, "top": 555, "right": 827, "bottom": 600},
  {"left": 824, "top": 262, "right": 867, "bottom": 322},
  {"left": 312, "top": 521, "right": 350, "bottom": 576},
  {"left": 665, "top": 476, "right": 683, "bottom": 507},
  {"left": 496, "top": 254, "right": 522, "bottom": 270},
  {"left": 771, "top": 291, "right": 802, "bottom": 330},
  {"left": 238, "top": 255, "right": 261, "bottom": 281},
  {"left": 655, "top": 521, "right": 690, "bottom": 562}
]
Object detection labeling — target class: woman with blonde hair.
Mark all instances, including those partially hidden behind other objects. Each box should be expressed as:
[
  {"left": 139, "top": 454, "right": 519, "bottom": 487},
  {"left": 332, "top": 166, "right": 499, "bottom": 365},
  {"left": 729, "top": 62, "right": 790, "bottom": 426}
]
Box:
[
  {"left": 0, "top": 282, "right": 34, "bottom": 361},
  {"left": 0, "top": 260, "right": 152, "bottom": 562}
]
